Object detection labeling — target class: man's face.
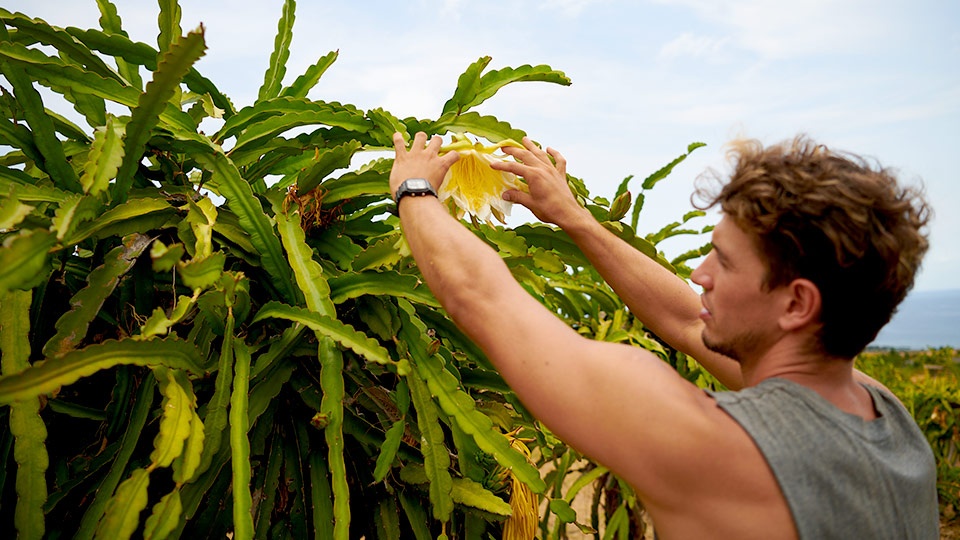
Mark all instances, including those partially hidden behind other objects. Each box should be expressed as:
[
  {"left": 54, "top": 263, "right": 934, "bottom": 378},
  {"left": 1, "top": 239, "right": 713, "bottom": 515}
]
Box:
[{"left": 691, "top": 217, "right": 782, "bottom": 362}]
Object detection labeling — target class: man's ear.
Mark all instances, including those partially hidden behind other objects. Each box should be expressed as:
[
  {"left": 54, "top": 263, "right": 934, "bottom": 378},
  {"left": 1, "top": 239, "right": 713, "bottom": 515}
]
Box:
[{"left": 779, "top": 278, "right": 821, "bottom": 332}]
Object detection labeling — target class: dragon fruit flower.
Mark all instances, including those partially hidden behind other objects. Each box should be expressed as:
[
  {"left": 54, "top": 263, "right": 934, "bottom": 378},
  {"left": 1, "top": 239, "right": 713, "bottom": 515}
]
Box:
[{"left": 438, "top": 134, "right": 526, "bottom": 224}]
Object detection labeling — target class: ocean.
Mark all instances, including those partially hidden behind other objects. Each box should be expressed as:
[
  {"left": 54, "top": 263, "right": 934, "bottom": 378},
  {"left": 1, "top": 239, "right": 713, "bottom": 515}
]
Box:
[{"left": 870, "top": 288, "right": 960, "bottom": 350}]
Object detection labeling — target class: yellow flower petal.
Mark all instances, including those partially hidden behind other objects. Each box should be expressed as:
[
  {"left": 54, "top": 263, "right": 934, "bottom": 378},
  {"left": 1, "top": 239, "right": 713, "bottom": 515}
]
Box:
[{"left": 438, "top": 136, "right": 523, "bottom": 224}]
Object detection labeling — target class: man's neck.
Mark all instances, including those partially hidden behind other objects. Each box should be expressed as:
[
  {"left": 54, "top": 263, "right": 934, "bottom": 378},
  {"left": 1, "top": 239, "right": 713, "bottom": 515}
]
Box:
[{"left": 742, "top": 341, "right": 877, "bottom": 420}]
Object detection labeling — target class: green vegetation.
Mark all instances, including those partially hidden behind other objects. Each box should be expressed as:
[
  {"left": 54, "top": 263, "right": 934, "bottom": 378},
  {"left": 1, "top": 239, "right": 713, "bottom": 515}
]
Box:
[
  {"left": 2, "top": 1, "right": 953, "bottom": 538},
  {"left": 0, "top": 1, "right": 710, "bottom": 538}
]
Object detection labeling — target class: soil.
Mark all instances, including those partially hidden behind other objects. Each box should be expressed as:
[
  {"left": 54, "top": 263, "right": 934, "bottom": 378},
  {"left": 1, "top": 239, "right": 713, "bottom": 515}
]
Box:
[{"left": 942, "top": 519, "right": 960, "bottom": 539}]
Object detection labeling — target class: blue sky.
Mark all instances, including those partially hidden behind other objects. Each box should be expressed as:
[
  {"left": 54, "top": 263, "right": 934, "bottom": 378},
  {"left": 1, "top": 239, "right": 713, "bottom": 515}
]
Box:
[{"left": 7, "top": 0, "right": 959, "bottom": 292}]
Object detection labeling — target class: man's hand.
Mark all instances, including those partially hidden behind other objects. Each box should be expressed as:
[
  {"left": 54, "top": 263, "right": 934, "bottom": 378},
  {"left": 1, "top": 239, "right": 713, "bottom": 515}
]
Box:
[
  {"left": 491, "top": 137, "right": 589, "bottom": 228},
  {"left": 390, "top": 132, "right": 460, "bottom": 197}
]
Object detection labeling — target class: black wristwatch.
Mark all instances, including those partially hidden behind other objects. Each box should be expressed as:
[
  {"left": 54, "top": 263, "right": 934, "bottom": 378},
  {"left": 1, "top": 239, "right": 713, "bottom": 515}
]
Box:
[{"left": 394, "top": 178, "right": 438, "bottom": 205}]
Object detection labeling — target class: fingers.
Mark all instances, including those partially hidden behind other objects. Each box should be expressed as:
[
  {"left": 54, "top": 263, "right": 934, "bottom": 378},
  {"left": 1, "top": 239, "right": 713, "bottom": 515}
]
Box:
[
  {"left": 504, "top": 137, "right": 550, "bottom": 165},
  {"left": 522, "top": 136, "right": 552, "bottom": 164},
  {"left": 426, "top": 133, "right": 443, "bottom": 153},
  {"left": 390, "top": 132, "right": 459, "bottom": 192},
  {"left": 393, "top": 131, "right": 438, "bottom": 158},
  {"left": 441, "top": 149, "right": 461, "bottom": 168},
  {"left": 502, "top": 189, "right": 530, "bottom": 206},
  {"left": 392, "top": 131, "right": 422, "bottom": 156},
  {"left": 499, "top": 141, "right": 534, "bottom": 165},
  {"left": 547, "top": 147, "right": 566, "bottom": 176},
  {"left": 496, "top": 138, "right": 566, "bottom": 184},
  {"left": 489, "top": 158, "right": 528, "bottom": 176},
  {"left": 392, "top": 131, "right": 407, "bottom": 153},
  {"left": 500, "top": 137, "right": 560, "bottom": 171}
]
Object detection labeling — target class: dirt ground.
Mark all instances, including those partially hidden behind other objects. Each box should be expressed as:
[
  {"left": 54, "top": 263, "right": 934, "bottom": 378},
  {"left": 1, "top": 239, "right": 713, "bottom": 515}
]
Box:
[
  {"left": 542, "top": 459, "right": 655, "bottom": 539},
  {"left": 942, "top": 519, "right": 960, "bottom": 539}
]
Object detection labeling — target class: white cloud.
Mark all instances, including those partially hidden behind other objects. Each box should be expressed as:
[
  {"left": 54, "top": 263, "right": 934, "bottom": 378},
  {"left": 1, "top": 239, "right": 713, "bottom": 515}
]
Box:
[
  {"left": 431, "top": 0, "right": 467, "bottom": 21},
  {"left": 652, "top": 0, "right": 897, "bottom": 59},
  {"left": 538, "top": 0, "right": 608, "bottom": 17},
  {"left": 659, "top": 32, "right": 730, "bottom": 61},
  {"left": 3, "top": 0, "right": 957, "bottom": 291}
]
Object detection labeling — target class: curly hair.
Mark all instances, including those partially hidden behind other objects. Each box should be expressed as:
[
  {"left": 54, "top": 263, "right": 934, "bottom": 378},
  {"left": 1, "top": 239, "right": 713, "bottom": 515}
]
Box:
[{"left": 695, "top": 136, "right": 931, "bottom": 358}]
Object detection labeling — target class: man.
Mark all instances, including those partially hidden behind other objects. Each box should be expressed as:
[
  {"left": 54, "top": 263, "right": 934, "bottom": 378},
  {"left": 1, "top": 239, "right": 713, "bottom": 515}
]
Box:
[{"left": 389, "top": 131, "right": 938, "bottom": 539}]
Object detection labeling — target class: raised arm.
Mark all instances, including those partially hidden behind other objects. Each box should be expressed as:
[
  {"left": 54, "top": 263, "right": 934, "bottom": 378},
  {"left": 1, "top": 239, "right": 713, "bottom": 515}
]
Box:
[
  {"left": 389, "top": 133, "right": 736, "bottom": 502},
  {"left": 493, "top": 139, "right": 744, "bottom": 390}
]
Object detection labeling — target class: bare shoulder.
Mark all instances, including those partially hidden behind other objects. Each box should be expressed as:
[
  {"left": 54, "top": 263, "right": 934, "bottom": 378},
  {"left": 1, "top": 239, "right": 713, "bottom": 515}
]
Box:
[
  {"left": 853, "top": 368, "right": 893, "bottom": 394},
  {"left": 547, "top": 345, "right": 796, "bottom": 538},
  {"left": 478, "top": 317, "right": 797, "bottom": 537},
  {"left": 637, "top": 389, "right": 797, "bottom": 539}
]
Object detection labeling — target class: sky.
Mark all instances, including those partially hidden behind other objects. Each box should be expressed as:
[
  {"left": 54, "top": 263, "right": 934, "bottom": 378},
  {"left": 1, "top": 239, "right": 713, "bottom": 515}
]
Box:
[{"left": 6, "top": 0, "right": 959, "bottom": 292}]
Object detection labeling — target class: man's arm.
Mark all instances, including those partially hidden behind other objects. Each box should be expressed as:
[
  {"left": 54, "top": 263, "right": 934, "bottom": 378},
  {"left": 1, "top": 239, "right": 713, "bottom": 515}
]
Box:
[
  {"left": 493, "top": 139, "right": 744, "bottom": 389},
  {"left": 389, "top": 133, "right": 736, "bottom": 503}
]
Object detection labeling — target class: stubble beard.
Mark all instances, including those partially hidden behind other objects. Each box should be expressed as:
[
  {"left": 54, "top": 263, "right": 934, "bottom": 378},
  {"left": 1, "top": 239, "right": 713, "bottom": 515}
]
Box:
[{"left": 701, "top": 327, "right": 765, "bottom": 364}]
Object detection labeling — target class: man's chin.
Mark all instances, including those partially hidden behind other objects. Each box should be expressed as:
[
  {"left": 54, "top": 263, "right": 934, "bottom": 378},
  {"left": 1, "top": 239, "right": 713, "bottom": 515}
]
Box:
[{"left": 702, "top": 332, "right": 741, "bottom": 363}]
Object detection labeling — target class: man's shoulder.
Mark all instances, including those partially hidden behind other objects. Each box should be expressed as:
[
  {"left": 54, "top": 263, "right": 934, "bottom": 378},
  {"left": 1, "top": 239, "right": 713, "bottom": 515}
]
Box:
[
  {"left": 852, "top": 369, "right": 898, "bottom": 399},
  {"left": 646, "top": 384, "right": 798, "bottom": 539}
]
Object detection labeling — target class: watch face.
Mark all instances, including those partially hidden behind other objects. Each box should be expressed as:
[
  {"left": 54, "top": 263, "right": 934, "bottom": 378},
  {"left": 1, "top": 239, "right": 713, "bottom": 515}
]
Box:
[{"left": 407, "top": 178, "right": 430, "bottom": 190}]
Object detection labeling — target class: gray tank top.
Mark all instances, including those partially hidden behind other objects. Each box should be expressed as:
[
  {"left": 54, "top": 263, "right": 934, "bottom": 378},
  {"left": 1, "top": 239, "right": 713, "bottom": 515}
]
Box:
[{"left": 709, "top": 378, "right": 939, "bottom": 539}]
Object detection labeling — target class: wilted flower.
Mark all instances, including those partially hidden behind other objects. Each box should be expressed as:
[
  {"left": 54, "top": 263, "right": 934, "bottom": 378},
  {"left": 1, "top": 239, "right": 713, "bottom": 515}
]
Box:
[{"left": 439, "top": 134, "right": 526, "bottom": 224}]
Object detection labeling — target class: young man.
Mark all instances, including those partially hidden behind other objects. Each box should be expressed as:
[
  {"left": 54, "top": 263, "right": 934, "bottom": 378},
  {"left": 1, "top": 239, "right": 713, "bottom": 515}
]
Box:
[{"left": 389, "top": 132, "right": 938, "bottom": 539}]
